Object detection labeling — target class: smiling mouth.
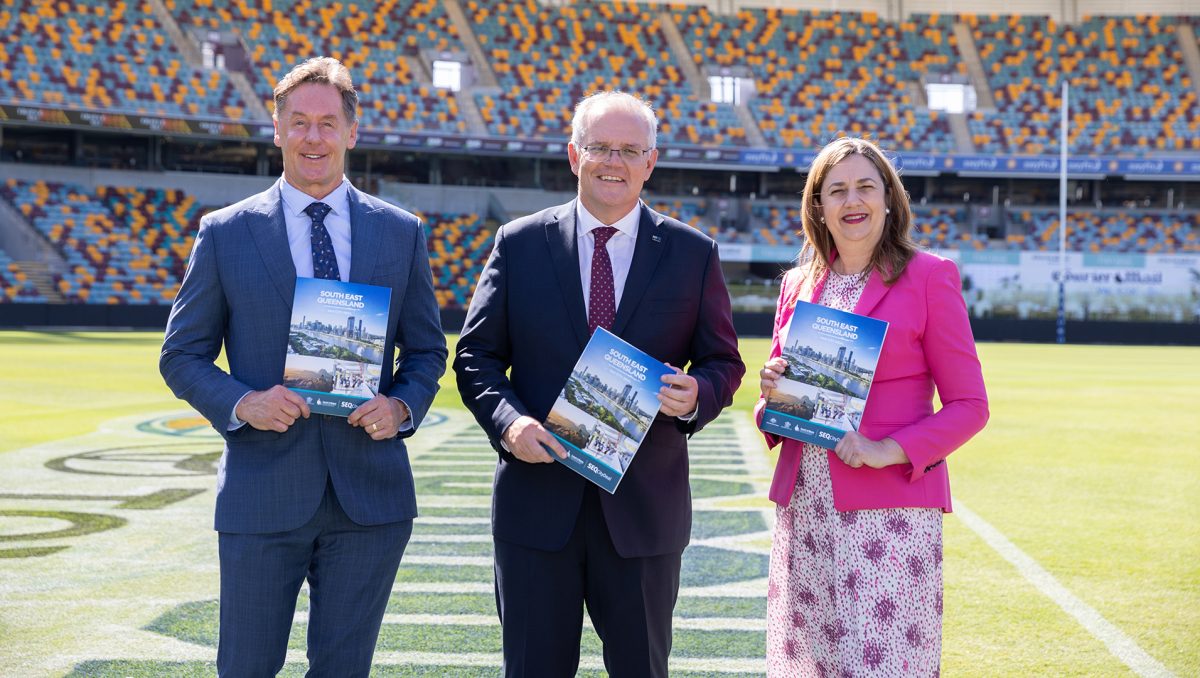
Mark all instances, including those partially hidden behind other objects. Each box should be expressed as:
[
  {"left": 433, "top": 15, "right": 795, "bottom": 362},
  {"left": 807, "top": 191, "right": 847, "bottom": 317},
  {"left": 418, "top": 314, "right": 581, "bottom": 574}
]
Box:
[
  {"left": 302, "top": 153, "right": 325, "bottom": 160},
  {"left": 842, "top": 213, "right": 868, "bottom": 224},
  {"left": 598, "top": 175, "right": 624, "bottom": 183}
]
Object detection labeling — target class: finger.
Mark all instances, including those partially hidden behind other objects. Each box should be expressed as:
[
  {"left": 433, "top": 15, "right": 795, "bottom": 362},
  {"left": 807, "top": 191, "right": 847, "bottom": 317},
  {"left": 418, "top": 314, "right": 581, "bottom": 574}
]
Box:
[
  {"left": 534, "top": 429, "right": 567, "bottom": 459},
  {"left": 278, "top": 401, "right": 302, "bottom": 420},
  {"left": 349, "top": 397, "right": 383, "bottom": 425},
  {"left": 281, "top": 388, "right": 308, "bottom": 409},
  {"left": 660, "top": 372, "right": 690, "bottom": 388}
]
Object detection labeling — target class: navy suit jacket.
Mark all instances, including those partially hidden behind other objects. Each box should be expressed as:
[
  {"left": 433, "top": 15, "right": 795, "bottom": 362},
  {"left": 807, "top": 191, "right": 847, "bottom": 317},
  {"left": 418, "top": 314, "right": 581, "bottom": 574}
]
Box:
[
  {"left": 454, "top": 200, "right": 744, "bottom": 558},
  {"left": 161, "top": 179, "right": 447, "bottom": 534}
]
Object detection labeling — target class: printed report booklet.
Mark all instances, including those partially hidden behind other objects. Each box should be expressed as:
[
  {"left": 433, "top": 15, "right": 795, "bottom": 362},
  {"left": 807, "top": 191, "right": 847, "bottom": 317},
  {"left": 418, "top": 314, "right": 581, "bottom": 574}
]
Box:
[
  {"left": 282, "top": 277, "right": 392, "bottom": 417},
  {"left": 543, "top": 327, "right": 673, "bottom": 494},
  {"left": 760, "top": 300, "right": 888, "bottom": 449}
]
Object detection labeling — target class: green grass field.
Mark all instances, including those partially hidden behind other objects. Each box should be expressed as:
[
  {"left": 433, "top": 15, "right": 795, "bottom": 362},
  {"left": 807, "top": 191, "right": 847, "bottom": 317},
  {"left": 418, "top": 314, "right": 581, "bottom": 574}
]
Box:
[{"left": 0, "top": 331, "right": 1197, "bottom": 677}]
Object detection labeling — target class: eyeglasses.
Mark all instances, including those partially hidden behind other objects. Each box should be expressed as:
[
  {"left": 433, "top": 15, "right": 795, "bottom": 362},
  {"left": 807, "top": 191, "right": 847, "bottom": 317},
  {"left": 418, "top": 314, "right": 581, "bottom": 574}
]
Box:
[{"left": 580, "top": 144, "right": 651, "bottom": 162}]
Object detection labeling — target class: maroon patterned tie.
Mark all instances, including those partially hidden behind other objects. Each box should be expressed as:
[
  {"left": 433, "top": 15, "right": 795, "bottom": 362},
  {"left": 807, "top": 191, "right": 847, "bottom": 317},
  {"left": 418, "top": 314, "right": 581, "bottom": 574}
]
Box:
[{"left": 588, "top": 226, "right": 618, "bottom": 335}]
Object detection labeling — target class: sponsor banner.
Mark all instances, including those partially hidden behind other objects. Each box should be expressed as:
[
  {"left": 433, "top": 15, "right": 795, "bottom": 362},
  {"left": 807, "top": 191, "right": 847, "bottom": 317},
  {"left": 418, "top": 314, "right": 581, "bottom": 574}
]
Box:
[
  {"left": 4, "top": 100, "right": 1199, "bottom": 177},
  {"left": 0, "top": 103, "right": 271, "bottom": 138},
  {"left": 960, "top": 251, "right": 1200, "bottom": 323},
  {"left": 718, "top": 243, "right": 796, "bottom": 263}
]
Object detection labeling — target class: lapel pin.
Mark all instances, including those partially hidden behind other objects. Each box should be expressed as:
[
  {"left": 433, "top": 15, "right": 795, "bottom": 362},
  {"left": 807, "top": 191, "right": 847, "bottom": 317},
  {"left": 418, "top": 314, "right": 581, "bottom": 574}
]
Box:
[{"left": 651, "top": 235, "right": 662, "bottom": 243}]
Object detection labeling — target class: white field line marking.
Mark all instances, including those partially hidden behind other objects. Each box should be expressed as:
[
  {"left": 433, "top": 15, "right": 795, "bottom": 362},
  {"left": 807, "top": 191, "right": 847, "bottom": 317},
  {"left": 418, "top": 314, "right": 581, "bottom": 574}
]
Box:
[
  {"left": 292, "top": 612, "right": 765, "bottom": 631},
  {"left": 394, "top": 582, "right": 492, "bottom": 594},
  {"left": 390, "top": 580, "right": 768, "bottom": 597},
  {"left": 404, "top": 555, "right": 491, "bottom": 567},
  {"left": 415, "top": 497, "right": 489, "bottom": 508},
  {"left": 954, "top": 500, "right": 1175, "bottom": 678},
  {"left": 283, "top": 650, "right": 763, "bottom": 673},
  {"left": 408, "top": 534, "right": 490, "bottom": 543},
  {"left": 415, "top": 516, "right": 490, "bottom": 525}
]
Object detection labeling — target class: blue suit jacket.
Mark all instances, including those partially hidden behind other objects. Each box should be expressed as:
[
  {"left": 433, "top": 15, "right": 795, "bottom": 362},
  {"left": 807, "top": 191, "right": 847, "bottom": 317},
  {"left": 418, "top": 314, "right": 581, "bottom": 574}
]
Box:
[
  {"left": 161, "top": 179, "right": 447, "bottom": 534},
  {"left": 454, "top": 201, "right": 744, "bottom": 558}
]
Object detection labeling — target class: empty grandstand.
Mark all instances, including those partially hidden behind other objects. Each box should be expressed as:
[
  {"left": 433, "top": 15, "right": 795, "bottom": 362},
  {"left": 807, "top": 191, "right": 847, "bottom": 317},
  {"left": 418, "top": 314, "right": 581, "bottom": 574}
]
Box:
[{"left": 1, "top": 0, "right": 1197, "bottom": 341}]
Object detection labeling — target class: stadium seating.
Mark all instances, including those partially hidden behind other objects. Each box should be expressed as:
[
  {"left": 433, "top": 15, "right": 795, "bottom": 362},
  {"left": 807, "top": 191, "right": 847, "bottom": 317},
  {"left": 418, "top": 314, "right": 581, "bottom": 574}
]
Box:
[
  {"left": 167, "top": 0, "right": 468, "bottom": 132},
  {"left": 4, "top": 2, "right": 1198, "bottom": 156},
  {"left": 0, "top": 179, "right": 497, "bottom": 308},
  {"left": 0, "top": 0, "right": 250, "bottom": 120},
  {"left": 417, "top": 210, "right": 492, "bottom": 308},
  {"left": 1004, "top": 208, "right": 1200, "bottom": 252},
  {"left": 965, "top": 14, "right": 1200, "bottom": 154},
  {"left": 0, "top": 250, "right": 46, "bottom": 302},
  {"left": 672, "top": 7, "right": 960, "bottom": 152},
  {"left": 0, "top": 179, "right": 205, "bottom": 304},
  {"left": 468, "top": 0, "right": 748, "bottom": 146}
]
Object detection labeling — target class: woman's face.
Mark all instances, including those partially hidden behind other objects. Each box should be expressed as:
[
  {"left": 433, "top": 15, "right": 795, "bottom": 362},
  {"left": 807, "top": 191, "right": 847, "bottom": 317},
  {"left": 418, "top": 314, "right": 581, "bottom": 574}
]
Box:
[{"left": 818, "top": 153, "right": 888, "bottom": 253}]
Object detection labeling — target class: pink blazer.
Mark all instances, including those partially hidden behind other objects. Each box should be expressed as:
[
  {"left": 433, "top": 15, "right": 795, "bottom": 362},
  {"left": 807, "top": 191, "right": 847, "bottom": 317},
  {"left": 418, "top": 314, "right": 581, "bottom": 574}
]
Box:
[{"left": 755, "top": 251, "right": 988, "bottom": 512}]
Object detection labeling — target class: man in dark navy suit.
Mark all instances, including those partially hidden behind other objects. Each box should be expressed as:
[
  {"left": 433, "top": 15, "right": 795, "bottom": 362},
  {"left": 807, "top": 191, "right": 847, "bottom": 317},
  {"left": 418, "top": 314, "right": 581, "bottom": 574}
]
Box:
[
  {"left": 454, "top": 91, "right": 744, "bottom": 677},
  {"left": 160, "top": 57, "right": 446, "bottom": 676}
]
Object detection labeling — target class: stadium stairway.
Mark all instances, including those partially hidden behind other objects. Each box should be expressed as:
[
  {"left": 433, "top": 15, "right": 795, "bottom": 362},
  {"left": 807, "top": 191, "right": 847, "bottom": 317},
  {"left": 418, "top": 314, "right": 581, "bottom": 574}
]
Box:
[
  {"left": 13, "top": 260, "right": 64, "bottom": 303},
  {"left": 144, "top": 0, "right": 271, "bottom": 121},
  {"left": 1179, "top": 23, "right": 1200, "bottom": 99}
]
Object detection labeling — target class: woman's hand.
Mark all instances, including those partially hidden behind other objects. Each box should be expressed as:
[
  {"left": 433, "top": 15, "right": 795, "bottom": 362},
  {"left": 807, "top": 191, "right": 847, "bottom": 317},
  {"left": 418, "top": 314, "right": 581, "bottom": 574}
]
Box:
[
  {"left": 833, "top": 432, "right": 909, "bottom": 469},
  {"left": 758, "top": 357, "right": 788, "bottom": 398}
]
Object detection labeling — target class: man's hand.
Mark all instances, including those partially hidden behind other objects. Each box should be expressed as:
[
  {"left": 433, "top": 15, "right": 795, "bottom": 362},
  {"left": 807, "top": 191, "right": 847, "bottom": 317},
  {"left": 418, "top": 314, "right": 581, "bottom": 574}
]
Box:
[
  {"left": 657, "top": 363, "right": 698, "bottom": 418},
  {"left": 235, "top": 385, "right": 311, "bottom": 432},
  {"left": 502, "top": 415, "right": 567, "bottom": 463},
  {"left": 349, "top": 395, "right": 410, "bottom": 440}
]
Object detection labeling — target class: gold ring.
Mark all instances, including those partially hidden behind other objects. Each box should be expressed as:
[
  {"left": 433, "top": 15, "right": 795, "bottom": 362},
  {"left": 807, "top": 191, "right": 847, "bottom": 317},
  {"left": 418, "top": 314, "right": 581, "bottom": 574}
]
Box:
[{"left": 371, "top": 423, "right": 378, "bottom": 432}]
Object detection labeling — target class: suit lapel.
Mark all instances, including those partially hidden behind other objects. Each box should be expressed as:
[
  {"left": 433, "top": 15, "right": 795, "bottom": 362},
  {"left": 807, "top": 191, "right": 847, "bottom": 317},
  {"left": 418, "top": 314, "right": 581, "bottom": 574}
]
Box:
[
  {"left": 546, "top": 201, "right": 591, "bottom": 349},
  {"left": 247, "top": 179, "right": 297, "bottom": 305},
  {"left": 853, "top": 269, "right": 890, "bottom": 316},
  {"left": 611, "top": 204, "right": 665, "bottom": 335},
  {"left": 347, "top": 187, "right": 383, "bottom": 284}
]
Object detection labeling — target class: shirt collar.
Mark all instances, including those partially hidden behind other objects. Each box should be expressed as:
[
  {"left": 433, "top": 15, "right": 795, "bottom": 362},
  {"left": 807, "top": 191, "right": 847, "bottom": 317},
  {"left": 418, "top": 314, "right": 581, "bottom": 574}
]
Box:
[
  {"left": 280, "top": 176, "right": 351, "bottom": 219},
  {"left": 576, "top": 200, "right": 642, "bottom": 240}
]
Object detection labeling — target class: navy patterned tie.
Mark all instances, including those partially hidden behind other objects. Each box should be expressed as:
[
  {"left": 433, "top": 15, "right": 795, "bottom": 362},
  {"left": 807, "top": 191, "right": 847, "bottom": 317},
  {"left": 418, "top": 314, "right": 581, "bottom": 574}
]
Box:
[
  {"left": 304, "top": 201, "right": 341, "bottom": 281},
  {"left": 588, "top": 226, "right": 618, "bottom": 334}
]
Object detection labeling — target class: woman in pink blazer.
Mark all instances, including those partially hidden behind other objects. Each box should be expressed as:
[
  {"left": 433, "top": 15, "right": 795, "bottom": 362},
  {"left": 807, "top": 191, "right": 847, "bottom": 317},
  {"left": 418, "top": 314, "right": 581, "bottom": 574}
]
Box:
[{"left": 756, "top": 137, "right": 988, "bottom": 677}]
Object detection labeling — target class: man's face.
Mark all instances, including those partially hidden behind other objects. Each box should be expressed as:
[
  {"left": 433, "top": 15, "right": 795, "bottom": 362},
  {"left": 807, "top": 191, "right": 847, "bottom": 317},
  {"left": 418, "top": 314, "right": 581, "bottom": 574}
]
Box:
[
  {"left": 567, "top": 106, "right": 657, "bottom": 224},
  {"left": 274, "top": 82, "right": 358, "bottom": 199}
]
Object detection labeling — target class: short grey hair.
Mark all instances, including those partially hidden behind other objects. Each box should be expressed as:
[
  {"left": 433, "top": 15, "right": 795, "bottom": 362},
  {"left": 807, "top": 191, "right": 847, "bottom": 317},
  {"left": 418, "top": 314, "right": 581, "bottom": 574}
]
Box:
[{"left": 570, "top": 91, "right": 658, "bottom": 150}]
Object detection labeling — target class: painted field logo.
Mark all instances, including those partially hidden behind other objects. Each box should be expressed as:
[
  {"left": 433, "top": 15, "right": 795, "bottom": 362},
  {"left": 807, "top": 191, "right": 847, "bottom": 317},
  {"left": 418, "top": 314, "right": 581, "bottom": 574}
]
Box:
[{"left": 136, "top": 413, "right": 218, "bottom": 438}]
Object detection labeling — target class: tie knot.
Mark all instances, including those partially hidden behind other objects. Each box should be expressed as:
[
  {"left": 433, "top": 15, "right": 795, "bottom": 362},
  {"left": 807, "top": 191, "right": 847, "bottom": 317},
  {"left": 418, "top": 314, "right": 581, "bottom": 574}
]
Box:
[
  {"left": 592, "top": 226, "right": 618, "bottom": 247},
  {"left": 304, "top": 201, "right": 332, "bottom": 223}
]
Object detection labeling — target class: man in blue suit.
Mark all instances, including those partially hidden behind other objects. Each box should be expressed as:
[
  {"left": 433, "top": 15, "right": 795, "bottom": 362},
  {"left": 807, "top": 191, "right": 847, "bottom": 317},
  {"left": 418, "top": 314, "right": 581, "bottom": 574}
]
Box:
[
  {"left": 454, "top": 91, "right": 744, "bottom": 677},
  {"left": 160, "top": 57, "right": 446, "bottom": 676}
]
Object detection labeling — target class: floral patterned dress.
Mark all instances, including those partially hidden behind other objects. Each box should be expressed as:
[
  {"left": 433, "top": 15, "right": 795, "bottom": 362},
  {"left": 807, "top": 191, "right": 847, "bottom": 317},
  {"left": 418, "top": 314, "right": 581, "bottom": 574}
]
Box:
[{"left": 766, "top": 270, "right": 944, "bottom": 677}]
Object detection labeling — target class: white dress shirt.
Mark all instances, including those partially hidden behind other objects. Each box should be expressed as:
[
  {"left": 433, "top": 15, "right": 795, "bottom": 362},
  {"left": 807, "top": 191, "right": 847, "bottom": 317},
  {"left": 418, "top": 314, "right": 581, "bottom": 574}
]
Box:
[
  {"left": 280, "top": 177, "right": 353, "bottom": 282},
  {"left": 576, "top": 201, "right": 640, "bottom": 318},
  {"left": 230, "top": 176, "right": 411, "bottom": 431},
  {"left": 576, "top": 200, "right": 696, "bottom": 423}
]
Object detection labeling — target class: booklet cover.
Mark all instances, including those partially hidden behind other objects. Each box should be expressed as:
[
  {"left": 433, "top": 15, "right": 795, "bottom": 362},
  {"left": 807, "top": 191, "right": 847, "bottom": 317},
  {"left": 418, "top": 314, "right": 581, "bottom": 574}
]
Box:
[
  {"left": 283, "top": 277, "right": 392, "bottom": 417},
  {"left": 542, "top": 327, "right": 674, "bottom": 494},
  {"left": 760, "top": 300, "right": 889, "bottom": 449}
]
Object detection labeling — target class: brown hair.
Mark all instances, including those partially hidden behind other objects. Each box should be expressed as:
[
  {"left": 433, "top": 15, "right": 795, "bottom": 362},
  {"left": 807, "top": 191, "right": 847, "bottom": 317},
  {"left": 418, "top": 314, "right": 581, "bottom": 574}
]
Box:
[
  {"left": 273, "top": 57, "right": 358, "bottom": 123},
  {"left": 797, "top": 136, "right": 916, "bottom": 289}
]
